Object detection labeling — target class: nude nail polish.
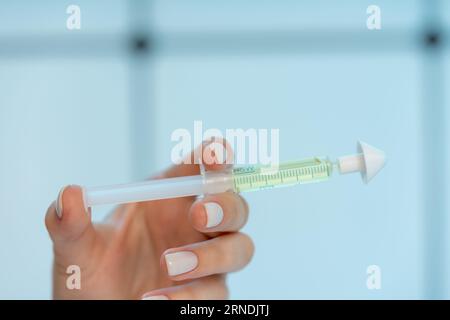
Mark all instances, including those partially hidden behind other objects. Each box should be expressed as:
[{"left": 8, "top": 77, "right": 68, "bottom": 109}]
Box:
[
  {"left": 142, "top": 295, "right": 169, "bottom": 300},
  {"left": 164, "top": 251, "right": 198, "bottom": 276},
  {"left": 55, "top": 185, "right": 68, "bottom": 219},
  {"left": 204, "top": 202, "right": 223, "bottom": 228}
]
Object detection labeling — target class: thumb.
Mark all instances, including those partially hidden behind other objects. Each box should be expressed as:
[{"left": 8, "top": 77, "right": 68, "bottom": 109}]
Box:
[{"left": 45, "top": 185, "right": 97, "bottom": 260}]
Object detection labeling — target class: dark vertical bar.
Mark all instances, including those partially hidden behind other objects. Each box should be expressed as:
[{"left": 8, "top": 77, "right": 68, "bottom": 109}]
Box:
[
  {"left": 421, "top": 0, "right": 447, "bottom": 299},
  {"left": 127, "top": 0, "right": 154, "bottom": 179}
]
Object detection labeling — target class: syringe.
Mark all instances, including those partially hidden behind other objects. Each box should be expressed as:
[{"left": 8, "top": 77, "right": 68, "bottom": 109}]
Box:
[{"left": 82, "top": 141, "right": 386, "bottom": 208}]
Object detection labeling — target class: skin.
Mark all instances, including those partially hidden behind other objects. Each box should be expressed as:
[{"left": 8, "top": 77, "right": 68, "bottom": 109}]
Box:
[{"left": 45, "top": 141, "right": 254, "bottom": 299}]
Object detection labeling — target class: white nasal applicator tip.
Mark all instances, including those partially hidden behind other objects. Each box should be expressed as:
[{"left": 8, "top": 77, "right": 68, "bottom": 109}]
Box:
[{"left": 338, "top": 141, "right": 386, "bottom": 184}]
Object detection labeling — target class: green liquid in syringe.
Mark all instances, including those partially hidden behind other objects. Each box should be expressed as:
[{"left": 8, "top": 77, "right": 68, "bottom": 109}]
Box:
[{"left": 232, "top": 157, "right": 333, "bottom": 193}]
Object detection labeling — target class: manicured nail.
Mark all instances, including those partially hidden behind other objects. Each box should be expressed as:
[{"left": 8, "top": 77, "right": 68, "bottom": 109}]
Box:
[
  {"left": 142, "top": 295, "right": 169, "bottom": 300},
  {"left": 165, "top": 251, "right": 198, "bottom": 276},
  {"left": 204, "top": 142, "right": 226, "bottom": 165},
  {"left": 204, "top": 202, "right": 223, "bottom": 228},
  {"left": 55, "top": 185, "right": 68, "bottom": 219},
  {"left": 80, "top": 186, "right": 89, "bottom": 213}
]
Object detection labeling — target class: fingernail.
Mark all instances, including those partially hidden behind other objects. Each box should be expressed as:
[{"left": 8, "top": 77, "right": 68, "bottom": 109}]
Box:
[
  {"left": 142, "top": 295, "right": 169, "bottom": 300},
  {"left": 55, "top": 185, "right": 68, "bottom": 219},
  {"left": 165, "top": 251, "right": 198, "bottom": 276},
  {"left": 204, "top": 142, "right": 226, "bottom": 165},
  {"left": 204, "top": 202, "right": 223, "bottom": 228},
  {"left": 80, "top": 186, "right": 89, "bottom": 213}
]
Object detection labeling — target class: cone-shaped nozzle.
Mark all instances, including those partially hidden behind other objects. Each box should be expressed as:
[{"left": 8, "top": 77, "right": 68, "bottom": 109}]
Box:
[
  {"left": 338, "top": 141, "right": 386, "bottom": 184},
  {"left": 358, "top": 141, "right": 386, "bottom": 183}
]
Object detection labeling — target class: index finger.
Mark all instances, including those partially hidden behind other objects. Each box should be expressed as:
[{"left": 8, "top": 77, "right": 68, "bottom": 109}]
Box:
[{"left": 162, "top": 138, "right": 234, "bottom": 179}]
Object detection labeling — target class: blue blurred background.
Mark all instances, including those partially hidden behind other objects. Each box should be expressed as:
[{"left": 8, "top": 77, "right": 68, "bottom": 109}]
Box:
[{"left": 0, "top": 0, "right": 449, "bottom": 299}]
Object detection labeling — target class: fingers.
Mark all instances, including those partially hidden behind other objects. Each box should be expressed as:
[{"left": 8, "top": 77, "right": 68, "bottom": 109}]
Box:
[
  {"left": 161, "top": 233, "right": 254, "bottom": 282},
  {"left": 189, "top": 192, "right": 249, "bottom": 233},
  {"left": 142, "top": 275, "right": 228, "bottom": 300},
  {"left": 162, "top": 137, "right": 234, "bottom": 179},
  {"left": 45, "top": 185, "right": 96, "bottom": 258},
  {"left": 158, "top": 138, "right": 254, "bottom": 289}
]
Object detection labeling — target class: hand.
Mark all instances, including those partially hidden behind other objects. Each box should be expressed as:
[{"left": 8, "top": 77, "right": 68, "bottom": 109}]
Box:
[{"left": 45, "top": 141, "right": 254, "bottom": 299}]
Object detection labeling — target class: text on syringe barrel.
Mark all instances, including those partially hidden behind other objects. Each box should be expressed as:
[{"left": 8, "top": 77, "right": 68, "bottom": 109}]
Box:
[{"left": 231, "top": 157, "right": 333, "bottom": 193}]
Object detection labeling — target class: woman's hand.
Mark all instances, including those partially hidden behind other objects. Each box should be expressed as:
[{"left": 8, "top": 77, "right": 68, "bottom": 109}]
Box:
[{"left": 45, "top": 141, "right": 254, "bottom": 299}]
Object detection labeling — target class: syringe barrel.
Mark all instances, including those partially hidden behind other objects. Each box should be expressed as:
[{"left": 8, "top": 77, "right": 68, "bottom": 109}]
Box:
[{"left": 231, "top": 157, "right": 333, "bottom": 193}]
